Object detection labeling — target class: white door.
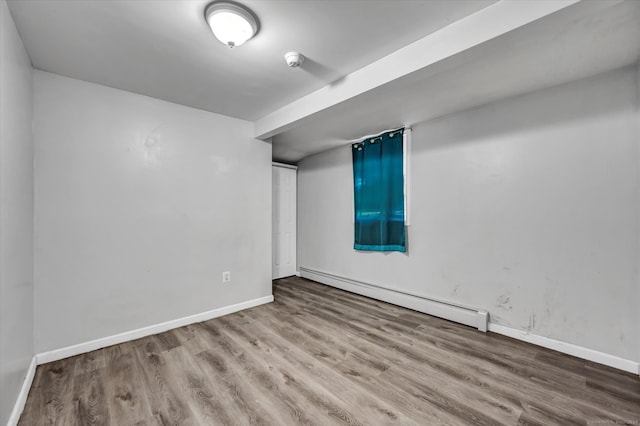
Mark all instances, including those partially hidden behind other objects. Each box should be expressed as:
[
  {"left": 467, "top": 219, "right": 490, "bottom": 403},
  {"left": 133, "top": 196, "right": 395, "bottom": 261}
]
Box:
[{"left": 272, "top": 165, "right": 297, "bottom": 279}]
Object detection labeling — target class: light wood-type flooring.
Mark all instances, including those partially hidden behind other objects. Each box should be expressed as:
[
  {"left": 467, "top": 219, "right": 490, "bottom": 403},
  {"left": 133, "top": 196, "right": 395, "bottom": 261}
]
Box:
[{"left": 19, "top": 276, "right": 640, "bottom": 425}]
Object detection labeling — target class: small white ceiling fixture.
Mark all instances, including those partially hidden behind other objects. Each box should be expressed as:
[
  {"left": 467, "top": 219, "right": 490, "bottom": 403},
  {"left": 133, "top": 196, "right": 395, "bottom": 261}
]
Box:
[
  {"left": 284, "top": 52, "right": 305, "bottom": 68},
  {"left": 205, "top": 1, "right": 259, "bottom": 48}
]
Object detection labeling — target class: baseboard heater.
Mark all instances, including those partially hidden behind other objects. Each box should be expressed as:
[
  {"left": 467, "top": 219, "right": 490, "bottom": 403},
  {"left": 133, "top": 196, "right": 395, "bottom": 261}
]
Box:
[{"left": 299, "top": 267, "right": 488, "bottom": 332}]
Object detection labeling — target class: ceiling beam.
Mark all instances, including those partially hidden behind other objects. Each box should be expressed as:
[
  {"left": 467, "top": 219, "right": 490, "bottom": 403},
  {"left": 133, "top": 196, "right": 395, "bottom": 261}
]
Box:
[{"left": 253, "top": 0, "right": 581, "bottom": 140}]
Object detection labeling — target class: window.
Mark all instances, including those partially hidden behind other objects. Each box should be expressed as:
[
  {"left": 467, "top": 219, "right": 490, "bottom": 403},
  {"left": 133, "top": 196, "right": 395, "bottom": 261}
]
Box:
[{"left": 352, "top": 128, "right": 406, "bottom": 252}]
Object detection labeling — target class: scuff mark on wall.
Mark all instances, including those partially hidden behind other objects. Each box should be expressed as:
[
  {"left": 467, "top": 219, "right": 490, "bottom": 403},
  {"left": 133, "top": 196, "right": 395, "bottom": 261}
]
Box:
[
  {"left": 489, "top": 313, "right": 505, "bottom": 324},
  {"left": 441, "top": 269, "right": 463, "bottom": 298},
  {"left": 527, "top": 313, "right": 536, "bottom": 331},
  {"left": 537, "top": 279, "right": 559, "bottom": 332},
  {"left": 142, "top": 124, "right": 164, "bottom": 167},
  {"left": 496, "top": 292, "right": 512, "bottom": 311}
]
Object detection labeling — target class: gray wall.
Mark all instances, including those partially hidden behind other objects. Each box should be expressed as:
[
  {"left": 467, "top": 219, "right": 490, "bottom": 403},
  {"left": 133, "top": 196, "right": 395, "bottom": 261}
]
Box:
[
  {"left": 0, "top": 0, "right": 34, "bottom": 423},
  {"left": 298, "top": 66, "right": 639, "bottom": 362},
  {"left": 33, "top": 71, "right": 272, "bottom": 353}
]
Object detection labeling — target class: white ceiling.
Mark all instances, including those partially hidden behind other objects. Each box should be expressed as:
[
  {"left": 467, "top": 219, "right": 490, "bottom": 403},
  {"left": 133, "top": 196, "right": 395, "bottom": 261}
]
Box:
[
  {"left": 270, "top": 0, "right": 640, "bottom": 162},
  {"left": 7, "top": 0, "right": 639, "bottom": 163},
  {"left": 6, "top": 0, "right": 496, "bottom": 121}
]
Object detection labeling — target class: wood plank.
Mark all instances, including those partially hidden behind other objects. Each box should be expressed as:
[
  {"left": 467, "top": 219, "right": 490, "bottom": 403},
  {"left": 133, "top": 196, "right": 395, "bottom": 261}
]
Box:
[
  {"left": 69, "top": 367, "right": 110, "bottom": 426},
  {"left": 18, "top": 357, "right": 76, "bottom": 425},
  {"left": 74, "top": 350, "right": 106, "bottom": 376},
  {"left": 18, "top": 277, "right": 640, "bottom": 425},
  {"left": 273, "top": 285, "right": 524, "bottom": 424},
  {"left": 159, "top": 346, "right": 240, "bottom": 425},
  {"left": 132, "top": 338, "right": 198, "bottom": 425},
  {"left": 275, "top": 280, "right": 638, "bottom": 424},
  {"left": 217, "top": 312, "right": 419, "bottom": 425},
  {"left": 196, "top": 320, "right": 330, "bottom": 425},
  {"left": 103, "top": 343, "right": 152, "bottom": 425}
]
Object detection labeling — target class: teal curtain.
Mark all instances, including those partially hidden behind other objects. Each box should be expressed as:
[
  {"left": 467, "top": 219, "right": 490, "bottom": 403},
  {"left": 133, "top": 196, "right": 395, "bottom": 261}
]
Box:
[{"left": 352, "top": 128, "right": 405, "bottom": 252}]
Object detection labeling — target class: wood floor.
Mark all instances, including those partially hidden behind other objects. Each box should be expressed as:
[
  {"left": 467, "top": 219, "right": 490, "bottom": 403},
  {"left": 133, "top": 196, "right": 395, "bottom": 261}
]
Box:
[{"left": 19, "top": 277, "right": 640, "bottom": 425}]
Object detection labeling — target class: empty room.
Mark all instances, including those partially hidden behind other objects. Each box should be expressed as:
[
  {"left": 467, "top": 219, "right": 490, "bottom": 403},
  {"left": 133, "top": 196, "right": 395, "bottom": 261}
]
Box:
[{"left": 1, "top": 0, "right": 639, "bottom": 424}]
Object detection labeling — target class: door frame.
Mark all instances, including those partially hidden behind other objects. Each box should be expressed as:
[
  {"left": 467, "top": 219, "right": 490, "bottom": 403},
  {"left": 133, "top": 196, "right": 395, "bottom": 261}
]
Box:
[{"left": 272, "top": 162, "right": 298, "bottom": 280}]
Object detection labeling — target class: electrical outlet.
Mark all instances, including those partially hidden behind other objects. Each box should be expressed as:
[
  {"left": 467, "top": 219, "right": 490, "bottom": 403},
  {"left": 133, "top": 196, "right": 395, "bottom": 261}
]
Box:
[{"left": 222, "top": 271, "right": 231, "bottom": 283}]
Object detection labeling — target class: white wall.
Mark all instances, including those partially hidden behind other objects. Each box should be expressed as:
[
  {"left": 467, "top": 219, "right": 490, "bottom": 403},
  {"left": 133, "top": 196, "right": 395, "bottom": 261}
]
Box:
[
  {"left": 0, "top": 1, "right": 34, "bottom": 423},
  {"left": 298, "top": 66, "right": 639, "bottom": 363},
  {"left": 33, "top": 71, "right": 271, "bottom": 353}
]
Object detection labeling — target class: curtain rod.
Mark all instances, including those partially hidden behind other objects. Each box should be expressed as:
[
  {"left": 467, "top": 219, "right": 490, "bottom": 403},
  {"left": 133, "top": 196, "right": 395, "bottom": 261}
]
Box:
[{"left": 348, "top": 126, "right": 412, "bottom": 144}]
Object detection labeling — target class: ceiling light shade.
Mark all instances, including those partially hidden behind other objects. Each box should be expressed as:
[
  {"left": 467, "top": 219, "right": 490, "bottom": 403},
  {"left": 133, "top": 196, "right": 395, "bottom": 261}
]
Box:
[{"left": 205, "top": 1, "right": 258, "bottom": 48}]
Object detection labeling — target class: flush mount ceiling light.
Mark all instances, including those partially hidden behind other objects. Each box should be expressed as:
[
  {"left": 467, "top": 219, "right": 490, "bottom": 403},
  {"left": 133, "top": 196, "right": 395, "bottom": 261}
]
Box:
[{"left": 205, "top": 1, "right": 259, "bottom": 48}]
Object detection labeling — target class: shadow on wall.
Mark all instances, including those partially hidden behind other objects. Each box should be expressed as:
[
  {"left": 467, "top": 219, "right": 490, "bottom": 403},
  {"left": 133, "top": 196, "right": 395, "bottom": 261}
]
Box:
[{"left": 411, "top": 66, "right": 637, "bottom": 155}]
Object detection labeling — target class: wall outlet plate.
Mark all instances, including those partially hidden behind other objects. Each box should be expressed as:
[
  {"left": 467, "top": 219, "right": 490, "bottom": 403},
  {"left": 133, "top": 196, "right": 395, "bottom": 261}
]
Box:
[{"left": 222, "top": 271, "right": 231, "bottom": 283}]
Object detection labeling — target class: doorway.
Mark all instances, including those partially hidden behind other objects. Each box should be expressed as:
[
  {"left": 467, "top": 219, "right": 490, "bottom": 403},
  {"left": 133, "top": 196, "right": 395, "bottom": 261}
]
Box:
[{"left": 272, "top": 163, "right": 297, "bottom": 279}]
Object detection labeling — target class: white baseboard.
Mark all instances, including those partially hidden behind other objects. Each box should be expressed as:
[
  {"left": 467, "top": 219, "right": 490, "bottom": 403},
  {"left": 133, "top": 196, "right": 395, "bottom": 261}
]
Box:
[
  {"left": 7, "top": 355, "right": 37, "bottom": 426},
  {"left": 488, "top": 323, "right": 639, "bottom": 375},
  {"left": 299, "top": 267, "right": 488, "bottom": 331},
  {"left": 299, "top": 267, "right": 639, "bottom": 376},
  {"left": 8, "top": 296, "right": 273, "bottom": 423},
  {"left": 36, "top": 295, "right": 273, "bottom": 365}
]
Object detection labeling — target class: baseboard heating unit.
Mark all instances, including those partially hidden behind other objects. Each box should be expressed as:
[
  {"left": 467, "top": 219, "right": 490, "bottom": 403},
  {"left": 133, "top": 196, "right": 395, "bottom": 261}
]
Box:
[{"left": 299, "top": 267, "right": 488, "bottom": 332}]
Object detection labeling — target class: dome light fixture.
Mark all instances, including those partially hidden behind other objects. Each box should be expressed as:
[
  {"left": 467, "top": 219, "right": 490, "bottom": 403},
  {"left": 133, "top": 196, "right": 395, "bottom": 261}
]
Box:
[{"left": 205, "top": 1, "right": 259, "bottom": 48}]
